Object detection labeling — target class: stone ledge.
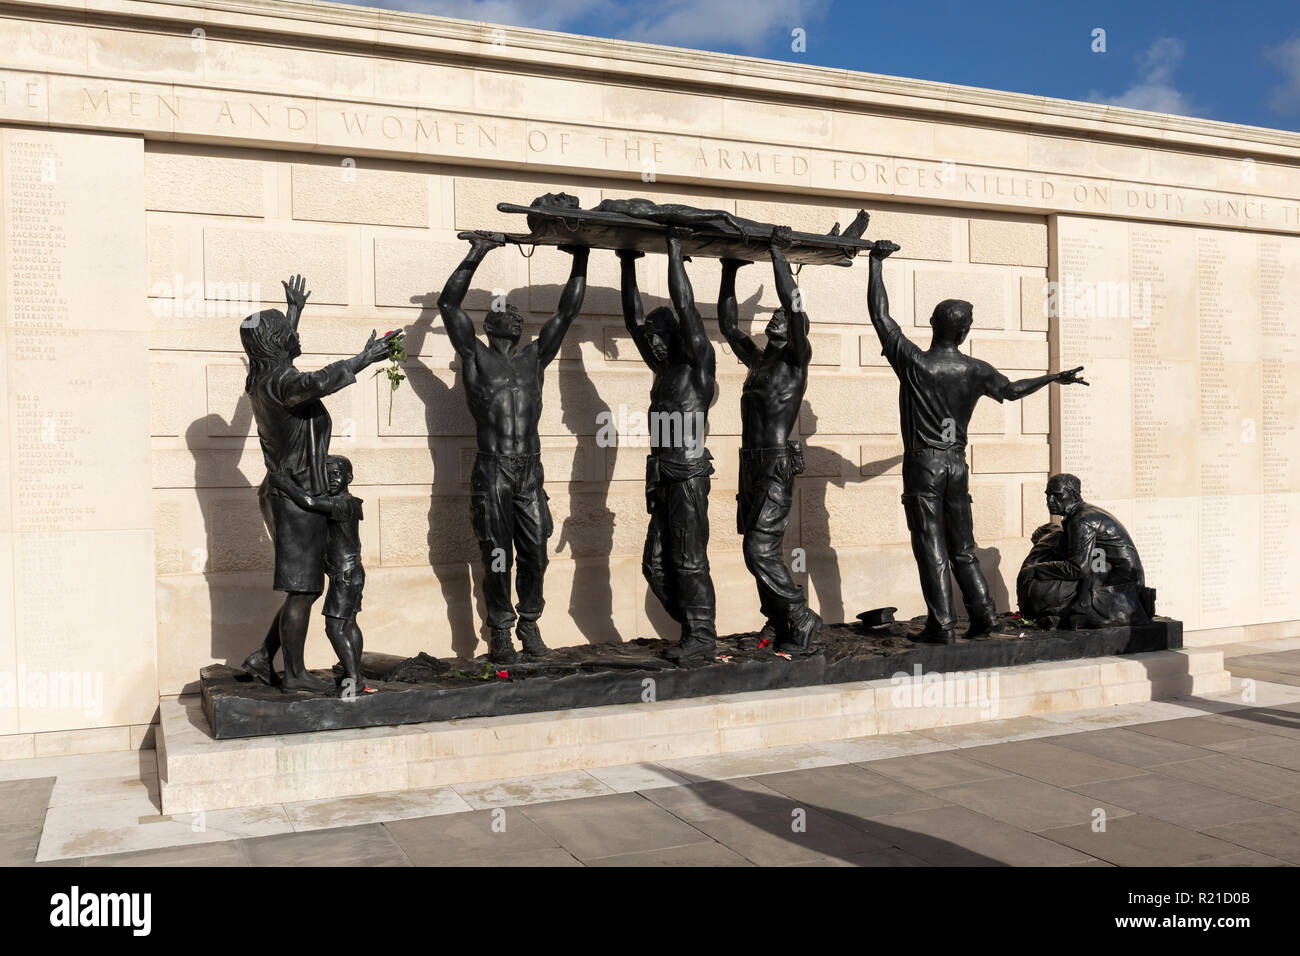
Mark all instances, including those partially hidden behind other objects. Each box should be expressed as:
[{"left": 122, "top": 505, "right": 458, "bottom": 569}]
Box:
[
  {"left": 160, "top": 644, "right": 1228, "bottom": 814},
  {"left": 200, "top": 618, "right": 1184, "bottom": 739}
]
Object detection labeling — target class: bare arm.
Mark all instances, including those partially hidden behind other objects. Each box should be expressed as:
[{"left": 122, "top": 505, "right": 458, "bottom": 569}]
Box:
[
  {"left": 718, "top": 258, "right": 760, "bottom": 368},
  {"left": 769, "top": 228, "right": 811, "bottom": 365},
  {"left": 437, "top": 234, "right": 500, "bottom": 360},
  {"left": 536, "top": 245, "right": 589, "bottom": 367},
  {"left": 666, "top": 229, "right": 712, "bottom": 371},
  {"left": 617, "top": 249, "right": 656, "bottom": 368}
]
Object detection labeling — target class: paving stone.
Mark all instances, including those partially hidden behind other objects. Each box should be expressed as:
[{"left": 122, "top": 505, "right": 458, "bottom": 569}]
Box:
[
  {"left": 587, "top": 842, "right": 752, "bottom": 867},
  {"left": 1128, "top": 716, "right": 1281, "bottom": 748},
  {"left": 838, "top": 846, "right": 932, "bottom": 867},
  {"left": 658, "top": 744, "right": 844, "bottom": 782},
  {"left": 384, "top": 808, "right": 559, "bottom": 865},
  {"left": 1039, "top": 814, "right": 1246, "bottom": 866},
  {"left": 960, "top": 738, "right": 1146, "bottom": 786},
  {"left": 1267, "top": 792, "right": 1300, "bottom": 812},
  {"left": 758, "top": 764, "right": 948, "bottom": 825},
  {"left": 241, "top": 823, "right": 412, "bottom": 866},
  {"left": 1205, "top": 708, "right": 1300, "bottom": 741},
  {"left": 434, "top": 847, "right": 583, "bottom": 867},
  {"left": 639, "top": 776, "right": 794, "bottom": 822},
  {"left": 687, "top": 808, "right": 891, "bottom": 866},
  {"left": 865, "top": 751, "right": 1011, "bottom": 790},
  {"left": 1203, "top": 812, "right": 1300, "bottom": 865},
  {"left": 85, "top": 841, "right": 249, "bottom": 867},
  {"left": 933, "top": 775, "right": 1134, "bottom": 833},
  {"left": 1231, "top": 652, "right": 1300, "bottom": 676},
  {"left": 1178, "top": 850, "right": 1292, "bottom": 867},
  {"left": 1204, "top": 736, "right": 1300, "bottom": 770},
  {"left": 284, "top": 787, "right": 472, "bottom": 831},
  {"left": 1071, "top": 773, "right": 1288, "bottom": 831},
  {"left": 520, "top": 792, "right": 712, "bottom": 861},
  {"left": 0, "top": 777, "right": 55, "bottom": 826},
  {"left": 452, "top": 770, "right": 613, "bottom": 809},
  {"left": 1155, "top": 754, "right": 1300, "bottom": 801},
  {"left": 1047, "top": 728, "right": 1215, "bottom": 768},
  {"left": 865, "top": 805, "right": 1092, "bottom": 866},
  {"left": 0, "top": 825, "right": 44, "bottom": 866}
]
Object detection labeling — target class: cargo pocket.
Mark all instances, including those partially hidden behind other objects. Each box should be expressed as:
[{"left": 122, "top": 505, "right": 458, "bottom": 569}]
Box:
[
  {"left": 540, "top": 489, "right": 554, "bottom": 540},
  {"left": 470, "top": 493, "right": 490, "bottom": 543}
]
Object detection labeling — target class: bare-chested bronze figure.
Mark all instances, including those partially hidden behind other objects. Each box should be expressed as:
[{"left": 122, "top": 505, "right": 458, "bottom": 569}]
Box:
[
  {"left": 617, "top": 228, "right": 718, "bottom": 662},
  {"left": 718, "top": 226, "right": 822, "bottom": 653},
  {"left": 437, "top": 232, "right": 589, "bottom": 664}
]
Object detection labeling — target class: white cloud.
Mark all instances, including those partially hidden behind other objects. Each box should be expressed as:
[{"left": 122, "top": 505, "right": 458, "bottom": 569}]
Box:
[
  {"left": 341, "top": 0, "right": 612, "bottom": 33},
  {"left": 339, "top": 0, "right": 830, "bottom": 53},
  {"left": 1087, "top": 37, "right": 1204, "bottom": 118},
  {"left": 1266, "top": 34, "right": 1300, "bottom": 116},
  {"left": 619, "top": 0, "right": 832, "bottom": 53}
]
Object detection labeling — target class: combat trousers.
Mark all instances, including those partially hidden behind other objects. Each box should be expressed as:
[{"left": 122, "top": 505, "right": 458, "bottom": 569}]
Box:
[
  {"left": 470, "top": 452, "right": 552, "bottom": 633},
  {"left": 901, "top": 446, "right": 996, "bottom": 631},
  {"left": 737, "top": 442, "right": 818, "bottom": 639},
  {"left": 643, "top": 452, "right": 717, "bottom": 643}
]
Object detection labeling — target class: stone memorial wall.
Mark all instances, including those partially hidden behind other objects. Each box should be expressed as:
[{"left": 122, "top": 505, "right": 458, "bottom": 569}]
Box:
[
  {"left": 0, "top": 0, "right": 1296, "bottom": 747},
  {"left": 1053, "top": 216, "right": 1300, "bottom": 634}
]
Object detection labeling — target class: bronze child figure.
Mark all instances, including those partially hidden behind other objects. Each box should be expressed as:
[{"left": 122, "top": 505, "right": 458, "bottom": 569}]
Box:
[{"left": 269, "top": 455, "right": 371, "bottom": 696}]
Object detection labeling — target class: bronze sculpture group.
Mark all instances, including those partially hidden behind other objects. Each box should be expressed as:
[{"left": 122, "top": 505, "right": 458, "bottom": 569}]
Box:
[{"left": 237, "top": 198, "right": 1149, "bottom": 693}]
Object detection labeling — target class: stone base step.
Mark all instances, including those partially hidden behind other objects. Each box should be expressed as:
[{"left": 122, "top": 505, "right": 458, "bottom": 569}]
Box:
[{"left": 158, "top": 648, "right": 1230, "bottom": 814}]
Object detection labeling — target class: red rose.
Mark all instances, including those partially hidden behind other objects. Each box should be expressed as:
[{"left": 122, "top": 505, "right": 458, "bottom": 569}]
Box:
[{"left": 496, "top": 670, "right": 509, "bottom": 679}]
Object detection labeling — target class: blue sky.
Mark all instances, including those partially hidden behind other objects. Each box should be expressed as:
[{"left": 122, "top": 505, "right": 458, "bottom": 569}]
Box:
[{"left": 344, "top": 0, "right": 1300, "bottom": 132}]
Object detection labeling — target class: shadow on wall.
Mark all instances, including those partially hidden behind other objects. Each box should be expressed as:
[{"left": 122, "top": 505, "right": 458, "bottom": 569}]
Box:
[
  {"left": 974, "top": 546, "right": 1009, "bottom": 613},
  {"left": 404, "top": 299, "right": 486, "bottom": 661},
  {"left": 556, "top": 351, "right": 620, "bottom": 644},
  {"left": 798, "top": 400, "right": 894, "bottom": 626},
  {"left": 186, "top": 392, "right": 280, "bottom": 668},
  {"left": 406, "top": 281, "right": 637, "bottom": 655}
]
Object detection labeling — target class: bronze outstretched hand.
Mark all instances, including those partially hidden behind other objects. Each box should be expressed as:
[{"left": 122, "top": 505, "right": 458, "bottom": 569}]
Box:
[{"left": 282, "top": 273, "right": 310, "bottom": 310}]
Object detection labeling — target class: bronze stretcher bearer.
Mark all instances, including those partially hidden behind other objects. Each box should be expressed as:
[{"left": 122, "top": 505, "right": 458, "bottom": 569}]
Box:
[
  {"left": 866, "top": 240, "right": 1088, "bottom": 644},
  {"left": 618, "top": 228, "right": 718, "bottom": 662},
  {"left": 437, "top": 232, "right": 589, "bottom": 665},
  {"left": 718, "top": 226, "right": 822, "bottom": 653}
]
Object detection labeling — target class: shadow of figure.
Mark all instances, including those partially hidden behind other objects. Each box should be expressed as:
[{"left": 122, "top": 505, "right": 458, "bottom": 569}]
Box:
[
  {"left": 796, "top": 400, "right": 902, "bottom": 626},
  {"left": 556, "top": 350, "right": 620, "bottom": 644},
  {"left": 187, "top": 392, "right": 278, "bottom": 667},
  {"left": 975, "top": 545, "right": 1009, "bottom": 613},
  {"left": 403, "top": 299, "right": 485, "bottom": 660}
]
